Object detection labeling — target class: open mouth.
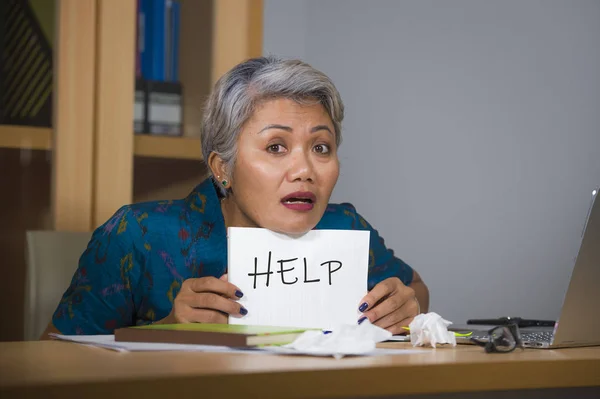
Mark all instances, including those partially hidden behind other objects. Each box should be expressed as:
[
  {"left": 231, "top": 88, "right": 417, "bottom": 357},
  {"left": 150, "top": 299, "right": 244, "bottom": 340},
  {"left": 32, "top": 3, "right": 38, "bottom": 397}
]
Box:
[
  {"left": 282, "top": 197, "right": 313, "bottom": 204},
  {"left": 281, "top": 191, "right": 317, "bottom": 210}
]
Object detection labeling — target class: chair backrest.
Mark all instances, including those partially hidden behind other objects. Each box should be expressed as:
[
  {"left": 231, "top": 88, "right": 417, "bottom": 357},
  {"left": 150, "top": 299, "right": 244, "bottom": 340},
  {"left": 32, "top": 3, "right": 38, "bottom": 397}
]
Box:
[{"left": 24, "top": 231, "right": 91, "bottom": 340}]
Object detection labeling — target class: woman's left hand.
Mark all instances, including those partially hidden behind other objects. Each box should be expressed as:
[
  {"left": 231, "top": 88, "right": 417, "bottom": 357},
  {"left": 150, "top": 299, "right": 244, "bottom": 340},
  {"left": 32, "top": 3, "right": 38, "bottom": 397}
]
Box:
[{"left": 358, "top": 277, "right": 419, "bottom": 334}]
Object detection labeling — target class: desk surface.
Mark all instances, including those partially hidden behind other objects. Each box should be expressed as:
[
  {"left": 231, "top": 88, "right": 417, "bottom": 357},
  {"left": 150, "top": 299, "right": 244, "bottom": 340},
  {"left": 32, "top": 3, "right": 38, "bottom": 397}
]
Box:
[{"left": 1, "top": 340, "right": 599, "bottom": 398}]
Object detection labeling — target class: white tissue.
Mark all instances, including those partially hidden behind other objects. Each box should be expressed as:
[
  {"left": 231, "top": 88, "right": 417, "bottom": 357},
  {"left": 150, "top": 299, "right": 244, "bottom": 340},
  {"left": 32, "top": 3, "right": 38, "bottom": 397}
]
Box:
[
  {"left": 409, "top": 312, "right": 456, "bottom": 348},
  {"left": 282, "top": 320, "right": 392, "bottom": 359}
]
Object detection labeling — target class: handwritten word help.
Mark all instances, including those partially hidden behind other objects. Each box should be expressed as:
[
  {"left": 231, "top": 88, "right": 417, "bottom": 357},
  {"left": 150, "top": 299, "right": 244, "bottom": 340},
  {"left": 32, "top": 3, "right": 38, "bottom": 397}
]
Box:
[
  {"left": 228, "top": 227, "right": 370, "bottom": 329},
  {"left": 248, "top": 251, "right": 342, "bottom": 289}
]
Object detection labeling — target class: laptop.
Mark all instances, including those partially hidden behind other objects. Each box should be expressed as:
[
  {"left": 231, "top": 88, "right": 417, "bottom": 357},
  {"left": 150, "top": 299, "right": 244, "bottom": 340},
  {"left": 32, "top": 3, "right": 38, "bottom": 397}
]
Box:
[{"left": 453, "top": 187, "right": 600, "bottom": 349}]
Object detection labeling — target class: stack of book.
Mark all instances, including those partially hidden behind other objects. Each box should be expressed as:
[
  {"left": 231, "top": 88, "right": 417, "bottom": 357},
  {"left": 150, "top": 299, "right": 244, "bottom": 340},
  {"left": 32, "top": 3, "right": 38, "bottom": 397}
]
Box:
[{"left": 115, "top": 324, "right": 309, "bottom": 347}]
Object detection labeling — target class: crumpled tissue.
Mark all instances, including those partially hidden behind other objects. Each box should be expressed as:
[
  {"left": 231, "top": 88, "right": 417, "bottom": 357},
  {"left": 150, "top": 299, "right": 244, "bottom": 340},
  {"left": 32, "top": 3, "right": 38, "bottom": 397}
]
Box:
[
  {"left": 409, "top": 312, "right": 456, "bottom": 348},
  {"left": 277, "top": 319, "right": 392, "bottom": 359}
]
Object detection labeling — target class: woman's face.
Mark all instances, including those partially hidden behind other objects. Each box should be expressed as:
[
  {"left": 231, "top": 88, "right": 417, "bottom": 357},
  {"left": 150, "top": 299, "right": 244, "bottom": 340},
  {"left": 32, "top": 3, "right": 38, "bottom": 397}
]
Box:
[{"left": 225, "top": 98, "right": 339, "bottom": 235}]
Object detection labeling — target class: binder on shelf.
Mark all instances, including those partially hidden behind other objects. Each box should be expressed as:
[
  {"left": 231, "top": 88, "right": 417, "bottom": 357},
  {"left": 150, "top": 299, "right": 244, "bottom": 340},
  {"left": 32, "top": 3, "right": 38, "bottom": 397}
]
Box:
[
  {"left": 135, "top": 0, "right": 142, "bottom": 78},
  {"left": 139, "top": 0, "right": 180, "bottom": 82},
  {"left": 140, "top": 0, "right": 166, "bottom": 81},
  {"left": 146, "top": 80, "right": 182, "bottom": 136},
  {"left": 134, "top": 79, "right": 146, "bottom": 133},
  {"left": 133, "top": 0, "right": 182, "bottom": 136},
  {"left": 166, "top": 0, "right": 180, "bottom": 82}
]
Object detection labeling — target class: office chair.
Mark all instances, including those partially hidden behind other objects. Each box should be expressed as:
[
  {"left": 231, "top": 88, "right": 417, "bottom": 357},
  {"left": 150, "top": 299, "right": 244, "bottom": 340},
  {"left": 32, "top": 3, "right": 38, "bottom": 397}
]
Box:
[{"left": 24, "top": 231, "right": 91, "bottom": 340}]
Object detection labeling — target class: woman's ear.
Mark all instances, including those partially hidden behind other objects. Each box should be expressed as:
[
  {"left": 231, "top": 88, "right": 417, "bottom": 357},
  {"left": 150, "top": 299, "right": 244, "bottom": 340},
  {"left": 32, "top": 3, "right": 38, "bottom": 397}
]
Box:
[{"left": 207, "top": 152, "right": 230, "bottom": 187}]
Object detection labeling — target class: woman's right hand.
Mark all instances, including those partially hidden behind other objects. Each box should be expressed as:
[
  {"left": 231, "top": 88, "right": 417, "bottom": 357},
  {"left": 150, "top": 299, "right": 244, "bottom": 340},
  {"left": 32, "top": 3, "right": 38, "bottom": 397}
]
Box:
[{"left": 157, "top": 275, "right": 247, "bottom": 324}]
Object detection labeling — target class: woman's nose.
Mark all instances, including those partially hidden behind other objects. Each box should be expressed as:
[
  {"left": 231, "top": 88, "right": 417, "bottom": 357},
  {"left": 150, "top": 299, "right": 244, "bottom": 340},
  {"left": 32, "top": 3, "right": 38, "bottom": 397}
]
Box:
[{"left": 287, "top": 150, "right": 314, "bottom": 182}]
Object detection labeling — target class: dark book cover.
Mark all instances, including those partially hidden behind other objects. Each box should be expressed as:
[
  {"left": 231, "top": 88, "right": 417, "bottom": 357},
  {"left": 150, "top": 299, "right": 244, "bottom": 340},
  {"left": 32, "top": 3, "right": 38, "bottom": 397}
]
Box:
[{"left": 115, "top": 323, "right": 308, "bottom": 347}]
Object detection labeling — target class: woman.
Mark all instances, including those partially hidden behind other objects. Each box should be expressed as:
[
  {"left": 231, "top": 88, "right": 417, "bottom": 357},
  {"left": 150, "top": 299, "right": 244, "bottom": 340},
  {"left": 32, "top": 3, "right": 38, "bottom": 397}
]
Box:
[{"left": 42, "top": 56, "right": 429, "bottom": 338}]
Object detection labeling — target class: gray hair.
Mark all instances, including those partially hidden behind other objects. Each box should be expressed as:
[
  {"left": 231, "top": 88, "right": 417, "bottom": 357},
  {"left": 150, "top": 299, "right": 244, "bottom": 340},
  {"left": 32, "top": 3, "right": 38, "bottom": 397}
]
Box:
[{"left": 201, "top": 55, "right": 344, "bottom": 196}]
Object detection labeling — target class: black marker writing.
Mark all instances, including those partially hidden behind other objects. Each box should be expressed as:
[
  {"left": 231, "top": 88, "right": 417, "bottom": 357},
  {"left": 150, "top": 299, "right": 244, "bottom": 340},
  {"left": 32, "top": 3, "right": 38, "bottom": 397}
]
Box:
[
  {"left": 248, "top": 251, "right": 273, "bottom": 289},
  {"left": 320, "top": 260, "right": 342, "bottom": 285},
  {"left": 277, "top": 258, "right": 299, "bottom": 285},
  {"left": 303, "top": 258, "right": 320, "bottom": 283}
]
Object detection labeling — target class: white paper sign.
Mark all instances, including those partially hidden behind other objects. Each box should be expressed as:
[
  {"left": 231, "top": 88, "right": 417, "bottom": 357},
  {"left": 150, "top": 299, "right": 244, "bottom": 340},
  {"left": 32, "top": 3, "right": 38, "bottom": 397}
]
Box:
[{"left": 228, "top": 227, "right": 370, "bottom": 330}]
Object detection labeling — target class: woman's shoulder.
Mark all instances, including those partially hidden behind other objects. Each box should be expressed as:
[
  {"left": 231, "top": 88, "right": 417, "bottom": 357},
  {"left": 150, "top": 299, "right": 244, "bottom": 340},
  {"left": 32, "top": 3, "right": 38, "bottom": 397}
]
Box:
[
  {"left": 99, "top": 179, "right": 221, "bottom": 238},
  {"left": 120, "top": 197, "right": 188, "bottom": 222},
  {"left": 94, "top": 198, "right": 187, "bottom": 240},
  {"left": 122, "top": 198, "right": 188, "bottom": 221},
  {"left": 316, "top": 202, "right": 369, "bottom": 230}
]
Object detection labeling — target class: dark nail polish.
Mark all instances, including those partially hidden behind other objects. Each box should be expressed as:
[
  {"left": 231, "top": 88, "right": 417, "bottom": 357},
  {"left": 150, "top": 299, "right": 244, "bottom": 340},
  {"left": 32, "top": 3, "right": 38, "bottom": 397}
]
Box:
[
  {"left": 323, "top": 330, "right": 332, "bottom": 335},
  {"left": 240, "top": 307, "right": 248, "bottom": 316},
  {"left": 359, "top": 302, "right": 368, "bottom": 312},
  {"left": 235, "top": 290, "right": 244, "bottom": 298},
  {"left": 358, "top": 316, "right": 367, "bottom": 325}
]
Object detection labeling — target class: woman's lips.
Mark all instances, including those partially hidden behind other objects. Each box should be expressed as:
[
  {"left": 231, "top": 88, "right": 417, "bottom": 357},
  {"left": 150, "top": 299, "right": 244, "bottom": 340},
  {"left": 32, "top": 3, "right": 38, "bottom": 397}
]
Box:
[
  {"left": 281, "top": 202, "right": 314, "bottom": 211},
  {"left": 281, "top": 191, "right": 316, "bottom": 211}
]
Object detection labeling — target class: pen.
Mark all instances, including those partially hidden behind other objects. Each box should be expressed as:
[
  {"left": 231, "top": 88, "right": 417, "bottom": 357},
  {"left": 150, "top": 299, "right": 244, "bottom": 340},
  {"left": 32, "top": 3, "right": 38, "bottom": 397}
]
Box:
[{"left": 401, "top": 327, "right": 472, "bottom": 337}]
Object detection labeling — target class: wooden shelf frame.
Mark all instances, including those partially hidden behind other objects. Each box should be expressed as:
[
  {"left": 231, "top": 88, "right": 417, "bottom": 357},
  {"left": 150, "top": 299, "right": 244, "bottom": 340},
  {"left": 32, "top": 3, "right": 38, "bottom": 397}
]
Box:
[
  {"left": 4, "top": 0, "right": 262, "bottom": 228},
  {"left": 0, "top": 125, "right": 52, "bottom": 151},
  {"left": 52, "top": 0, "right": 97, "bottom": 232},
  {"left": 0, "top": 125, "right": 203, "bottom": 161},
  {"left": 134, "top": 134, "right": 203, "bottom": 160}
]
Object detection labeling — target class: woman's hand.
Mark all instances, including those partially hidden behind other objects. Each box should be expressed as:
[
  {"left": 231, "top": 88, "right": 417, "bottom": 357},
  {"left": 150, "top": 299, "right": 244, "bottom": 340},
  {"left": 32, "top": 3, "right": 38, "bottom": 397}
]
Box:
[
  {"left": 157, "top": 274, "right": 247, "bottom": 324},
  {"left": 357, "top": 277, "right": 419, "bottom": 334}
]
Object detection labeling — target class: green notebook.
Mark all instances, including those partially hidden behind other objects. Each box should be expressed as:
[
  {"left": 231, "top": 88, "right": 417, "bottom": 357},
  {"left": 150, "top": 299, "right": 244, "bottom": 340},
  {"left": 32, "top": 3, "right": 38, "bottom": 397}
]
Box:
[{"left": 114, "top": 323, "right": 309, "bottom": 347}]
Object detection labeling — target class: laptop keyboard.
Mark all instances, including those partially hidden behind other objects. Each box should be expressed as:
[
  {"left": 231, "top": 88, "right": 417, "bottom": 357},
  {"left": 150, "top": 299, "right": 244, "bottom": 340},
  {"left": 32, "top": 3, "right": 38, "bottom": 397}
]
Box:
[
  {"left": 464, "top": 330, "right": 554, "bottom": 344},
  {"left": 521, "top": 330, "right": 554, "bottom": 343}
]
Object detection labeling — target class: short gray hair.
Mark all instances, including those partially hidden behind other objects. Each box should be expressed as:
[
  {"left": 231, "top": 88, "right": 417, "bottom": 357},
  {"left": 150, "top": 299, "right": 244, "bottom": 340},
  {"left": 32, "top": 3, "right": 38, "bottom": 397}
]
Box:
[{"left": 201, "top": 56, "right": 344, "bottom": 195}]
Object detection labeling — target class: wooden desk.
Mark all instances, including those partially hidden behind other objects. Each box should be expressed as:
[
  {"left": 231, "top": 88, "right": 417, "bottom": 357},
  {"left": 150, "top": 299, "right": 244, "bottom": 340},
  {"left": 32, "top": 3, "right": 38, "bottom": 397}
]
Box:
[{"left": 1, "top": 341, "right": 599, "bottom": 398}]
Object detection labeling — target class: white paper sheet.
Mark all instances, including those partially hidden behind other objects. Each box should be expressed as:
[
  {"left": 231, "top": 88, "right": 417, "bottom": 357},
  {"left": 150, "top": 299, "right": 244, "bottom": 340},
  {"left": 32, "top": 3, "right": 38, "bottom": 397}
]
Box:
[
  {"left": 227, "top": 227, "right": 370, "bottom": 330},
  {"left": 264, "top": 346, "right": 427, "bottom": 357},
  {"left": 49, "top": 333, "right": 426, "bottom": 357},
  {"left": 49, "top": 333, "right": 263, "bottom": 353}
]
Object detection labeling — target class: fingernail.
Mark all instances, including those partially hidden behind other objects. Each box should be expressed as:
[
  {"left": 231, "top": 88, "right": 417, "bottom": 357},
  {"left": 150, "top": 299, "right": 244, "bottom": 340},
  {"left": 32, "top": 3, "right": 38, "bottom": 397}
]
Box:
[
  {"left": 240, "top": 307, "right": 248, "bottom": 316},
  {"left": 358, "top": 316, "right": 367, "bottom": 325},
  {"left": 358, "top": 302, "right": 368, "bottom": 312},
  {"left": 235, "top": 290, "right": 244, "bottom": 298},
  {"left": 323, "top": 330, "right": 332, "bottom": 335}
]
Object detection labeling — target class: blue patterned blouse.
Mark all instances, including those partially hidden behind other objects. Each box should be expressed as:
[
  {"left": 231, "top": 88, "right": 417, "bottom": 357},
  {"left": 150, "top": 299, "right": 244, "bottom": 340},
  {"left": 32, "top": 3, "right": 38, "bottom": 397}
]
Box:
[{"left": 52, "top": 179, "right": 414, "bottom": 334}]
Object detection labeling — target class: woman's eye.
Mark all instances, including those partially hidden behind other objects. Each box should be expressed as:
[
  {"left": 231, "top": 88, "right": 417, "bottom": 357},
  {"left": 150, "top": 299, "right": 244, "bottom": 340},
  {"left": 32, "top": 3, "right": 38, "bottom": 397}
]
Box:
[
  {"left": 267, "top": 144, "right": 285, "bottom": 153},
  {"left": 314, "top": 144, "right": 330, "bottom": 154}
]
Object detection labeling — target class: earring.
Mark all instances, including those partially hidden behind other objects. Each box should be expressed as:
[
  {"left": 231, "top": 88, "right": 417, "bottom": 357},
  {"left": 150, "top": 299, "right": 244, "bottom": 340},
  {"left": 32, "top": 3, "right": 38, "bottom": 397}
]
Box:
[{"left": 221, "top": 180, "right": 228, "bottom": 187}]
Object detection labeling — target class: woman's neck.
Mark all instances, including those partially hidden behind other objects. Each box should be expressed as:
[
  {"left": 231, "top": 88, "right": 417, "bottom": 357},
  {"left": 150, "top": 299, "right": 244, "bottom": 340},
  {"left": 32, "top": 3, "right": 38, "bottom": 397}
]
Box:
[{"left": 220, "top": 195, "right": 257, "bottom": 230}]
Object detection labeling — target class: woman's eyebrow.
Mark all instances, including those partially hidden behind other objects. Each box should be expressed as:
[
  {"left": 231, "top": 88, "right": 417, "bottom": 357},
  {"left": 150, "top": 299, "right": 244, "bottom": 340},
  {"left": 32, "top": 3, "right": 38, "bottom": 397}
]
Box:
[
  {"left": 311, "top": 125, "right": 333, "bottom": 135},
  {"left": 257, "top": 124, "right": 292, "bottom": 134},
  {"left": 257, "top": 124, "right": 333, "bottom": 135}
]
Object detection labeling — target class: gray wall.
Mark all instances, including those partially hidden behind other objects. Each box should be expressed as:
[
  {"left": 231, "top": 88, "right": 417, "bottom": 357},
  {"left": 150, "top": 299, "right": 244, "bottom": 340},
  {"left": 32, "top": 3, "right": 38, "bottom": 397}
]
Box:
[{"left": 263, "top": 0, "right": 600, "bottom": 323}]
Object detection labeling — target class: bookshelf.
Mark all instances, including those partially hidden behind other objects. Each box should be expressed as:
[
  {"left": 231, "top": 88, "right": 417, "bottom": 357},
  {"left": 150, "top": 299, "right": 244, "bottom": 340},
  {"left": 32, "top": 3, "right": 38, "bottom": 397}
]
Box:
[
  {"left": 1, "top": 0, "right": 262, "bottom": 342},
  {"left": 1, "top": 0, "right": 263, "bottom": 229},
  {"left": 0, "top": 125, "right": 52, "bottom": 151},
  {"left": 0, "top": 125, "right": 202, "bottom": 160}
]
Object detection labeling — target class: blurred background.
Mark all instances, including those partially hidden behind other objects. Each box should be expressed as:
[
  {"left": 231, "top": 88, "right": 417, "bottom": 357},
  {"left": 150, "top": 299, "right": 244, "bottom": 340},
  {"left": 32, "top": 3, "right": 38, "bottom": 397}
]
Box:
[{"left": 1, "top": 0, "right": 599, "bottom": 341}]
